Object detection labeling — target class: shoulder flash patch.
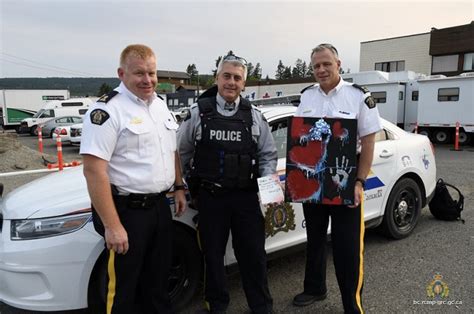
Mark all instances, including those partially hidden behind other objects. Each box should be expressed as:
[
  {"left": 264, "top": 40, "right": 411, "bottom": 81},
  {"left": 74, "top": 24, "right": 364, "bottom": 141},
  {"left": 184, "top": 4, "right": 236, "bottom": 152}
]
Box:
[
  {"left": 300, "top": 84, "right": 315, "bottom": 94},
  {"left": 365, "top": 96, "right": 376, "bottom": 109},
  {"left": 98, "top": 91, "right": 118, "bottom": 103},
  {"left": 90, "top": 109, "right": 110, "bottom": 125},
  {"left": 352, "top": 83, "right": 370, "bottom": 94}
]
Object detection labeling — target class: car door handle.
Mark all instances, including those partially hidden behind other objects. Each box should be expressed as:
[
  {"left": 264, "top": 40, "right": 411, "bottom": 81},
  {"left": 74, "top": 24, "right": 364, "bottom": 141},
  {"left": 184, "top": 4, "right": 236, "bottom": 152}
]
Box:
[{"left": 379, "top": 150, "right": 394, "bottom": 158}]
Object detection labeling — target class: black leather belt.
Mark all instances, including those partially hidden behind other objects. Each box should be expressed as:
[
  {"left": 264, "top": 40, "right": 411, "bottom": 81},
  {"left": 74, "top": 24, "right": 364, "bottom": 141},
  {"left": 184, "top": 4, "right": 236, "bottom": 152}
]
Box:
[{"left": 111, "top": 185, "right": 168, "bottom": 209}]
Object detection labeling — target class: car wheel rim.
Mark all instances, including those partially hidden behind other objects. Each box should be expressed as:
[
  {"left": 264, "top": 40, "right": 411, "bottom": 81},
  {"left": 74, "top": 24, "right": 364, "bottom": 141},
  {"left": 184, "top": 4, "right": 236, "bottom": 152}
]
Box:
[{"left": 393, "top": 189, "right": 417, "bottom": 231}]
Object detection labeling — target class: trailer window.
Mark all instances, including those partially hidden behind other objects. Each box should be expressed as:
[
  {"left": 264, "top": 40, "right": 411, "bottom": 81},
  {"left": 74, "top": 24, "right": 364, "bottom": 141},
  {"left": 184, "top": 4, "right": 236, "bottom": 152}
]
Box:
[
  {"left": 438, "top": 88, "right": 459, "bottom": 101},
  {"left": 412, "top": 91, "right": 419, "bottom": 101},
  {"left": 371, "top": 92, "right": 386, "bottom": 103}
]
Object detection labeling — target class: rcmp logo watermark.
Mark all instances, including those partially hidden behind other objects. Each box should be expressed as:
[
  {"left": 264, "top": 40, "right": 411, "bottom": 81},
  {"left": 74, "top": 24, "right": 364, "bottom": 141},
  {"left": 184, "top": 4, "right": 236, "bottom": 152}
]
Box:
[
  {"left": 264, "top": 203, "right": 296, "bottom": 238},
  {"left": 413, "top": 273, "right": 462, "bottom": 306}
]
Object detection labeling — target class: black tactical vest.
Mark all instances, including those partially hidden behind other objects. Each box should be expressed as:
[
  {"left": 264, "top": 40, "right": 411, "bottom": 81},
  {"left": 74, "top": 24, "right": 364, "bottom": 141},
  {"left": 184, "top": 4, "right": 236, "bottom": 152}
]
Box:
[{"left": 192, "top": 96, "right": 259, "bottom": 189}]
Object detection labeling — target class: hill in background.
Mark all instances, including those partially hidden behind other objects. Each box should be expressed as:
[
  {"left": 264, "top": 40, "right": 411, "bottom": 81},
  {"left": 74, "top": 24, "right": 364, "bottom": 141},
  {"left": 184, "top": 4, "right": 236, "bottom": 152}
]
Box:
[{"left": 0, "top": 77, "right": 121, "bottom": 97}]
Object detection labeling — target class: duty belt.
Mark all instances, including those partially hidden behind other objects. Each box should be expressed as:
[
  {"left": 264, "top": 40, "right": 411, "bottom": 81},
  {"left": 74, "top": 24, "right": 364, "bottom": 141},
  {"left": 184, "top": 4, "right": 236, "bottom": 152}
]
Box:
[{"left": 111, "top": 185, "right": 168, "bottom": 209}]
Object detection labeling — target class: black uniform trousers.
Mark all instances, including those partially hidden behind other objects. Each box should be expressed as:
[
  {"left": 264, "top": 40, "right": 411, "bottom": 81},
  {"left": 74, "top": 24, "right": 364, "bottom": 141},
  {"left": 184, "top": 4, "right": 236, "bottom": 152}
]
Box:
[
  {"left": 92, "top": 194, "right": 173, "bottom": 314},
  {"left": 302, "top": 201, "right": 365, "bottom": 314},
  {"left": 197, "top": 187, "right": 273, "bottom": 313}
]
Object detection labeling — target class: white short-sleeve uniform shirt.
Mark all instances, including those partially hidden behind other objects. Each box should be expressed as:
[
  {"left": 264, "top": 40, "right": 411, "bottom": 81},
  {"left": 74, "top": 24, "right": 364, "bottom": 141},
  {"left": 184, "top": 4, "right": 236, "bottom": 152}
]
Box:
[
  {"left": 296, "top": 78, "right": 382, "bottom": 139},
  {"left": 80, "top": 83, "right": 179, "bottom": 194}
]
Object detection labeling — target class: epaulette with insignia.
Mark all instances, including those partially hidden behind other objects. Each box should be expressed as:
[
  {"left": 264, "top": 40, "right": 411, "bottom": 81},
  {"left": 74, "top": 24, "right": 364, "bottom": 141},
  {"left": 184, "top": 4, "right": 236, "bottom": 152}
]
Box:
[
  {"left": 352, "top": 84, "right": 370, "bottom": 94},
  {"left": 300, "top": 84, "right": 316, "bottom": 94},
  {"left": 98, "top": 91, "right": 118, "bottom": 103},
  {"left": 352, "top": 83, "right": 376, "bottom": 109}
]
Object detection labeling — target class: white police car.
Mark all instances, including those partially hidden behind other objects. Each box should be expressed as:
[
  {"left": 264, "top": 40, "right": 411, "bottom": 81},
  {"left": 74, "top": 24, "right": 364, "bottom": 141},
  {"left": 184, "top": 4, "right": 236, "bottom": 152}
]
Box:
[{"left": 0, "top": 106, "right": 436, "bottom": 312}]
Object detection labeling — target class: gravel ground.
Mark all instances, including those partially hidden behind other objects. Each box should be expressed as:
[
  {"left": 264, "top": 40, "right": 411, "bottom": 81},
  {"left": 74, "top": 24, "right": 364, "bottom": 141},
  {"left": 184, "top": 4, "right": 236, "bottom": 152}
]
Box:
[{"left": 0, "top": 132, "right": 81, "bottom": 196}]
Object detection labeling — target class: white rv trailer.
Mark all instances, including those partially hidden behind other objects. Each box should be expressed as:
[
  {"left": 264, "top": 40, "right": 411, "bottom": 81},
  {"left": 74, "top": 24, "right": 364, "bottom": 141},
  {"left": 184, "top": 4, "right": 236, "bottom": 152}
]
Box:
[
  {"left": 411, "top": 73, "right": 474, "bottom": 144},
  {"left": 245, "top": 71, "right": 474, "bottom": 145}
]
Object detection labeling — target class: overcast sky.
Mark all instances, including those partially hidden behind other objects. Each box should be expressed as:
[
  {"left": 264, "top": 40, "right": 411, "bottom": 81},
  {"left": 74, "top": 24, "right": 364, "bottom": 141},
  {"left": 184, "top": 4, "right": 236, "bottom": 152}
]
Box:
[{"left": 1, "top": 0, "right": 472, "bottom": 78}]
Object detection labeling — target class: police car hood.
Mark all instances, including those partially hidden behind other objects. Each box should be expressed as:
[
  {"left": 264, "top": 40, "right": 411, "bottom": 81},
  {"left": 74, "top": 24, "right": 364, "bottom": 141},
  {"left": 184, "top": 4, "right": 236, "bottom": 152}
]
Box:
[{"left": 1, "top": 166, "right": 90, "bottom": 220}]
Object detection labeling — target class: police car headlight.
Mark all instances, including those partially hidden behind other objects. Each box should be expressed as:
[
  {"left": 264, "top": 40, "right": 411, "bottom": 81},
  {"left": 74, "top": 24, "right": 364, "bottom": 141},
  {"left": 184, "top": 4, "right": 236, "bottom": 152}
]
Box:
[{"left": 10, "top": 213, "right": 91, "bottom": 240}]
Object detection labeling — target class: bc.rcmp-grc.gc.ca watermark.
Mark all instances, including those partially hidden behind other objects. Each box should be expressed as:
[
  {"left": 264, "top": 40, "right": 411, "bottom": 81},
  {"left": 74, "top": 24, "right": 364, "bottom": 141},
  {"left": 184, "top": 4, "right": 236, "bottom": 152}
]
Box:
[{"left": 413, "top": 273, "right": 462, "bottom": 306}]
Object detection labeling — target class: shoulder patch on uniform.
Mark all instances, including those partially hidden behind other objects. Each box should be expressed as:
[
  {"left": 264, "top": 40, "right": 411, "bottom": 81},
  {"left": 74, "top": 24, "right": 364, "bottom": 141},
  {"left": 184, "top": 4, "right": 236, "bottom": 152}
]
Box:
[
  {"left": 300, "top": 84, "right": 316, "bottom": 94},
  {"left": 90, "top": 109, "right": 110, "bottom": 125},
  {"left": 351, "top": 83, "right": 370, "bottom": 94},
  {"left": 98, "top": 91, "right": 118, "bottom": 103},
  {"left": 365, "top": 96, "right": 376, "bottom": 109}
]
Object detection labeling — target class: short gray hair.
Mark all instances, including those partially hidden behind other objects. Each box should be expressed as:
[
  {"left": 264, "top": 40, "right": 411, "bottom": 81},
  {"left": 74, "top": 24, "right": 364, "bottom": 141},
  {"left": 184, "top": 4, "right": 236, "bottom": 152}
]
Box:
[
  {"left": 310, "top": 43, "right": 339, "bottom": 60},
  {"left": 216, "top": 54, "right": 248, "bottom": 81}
]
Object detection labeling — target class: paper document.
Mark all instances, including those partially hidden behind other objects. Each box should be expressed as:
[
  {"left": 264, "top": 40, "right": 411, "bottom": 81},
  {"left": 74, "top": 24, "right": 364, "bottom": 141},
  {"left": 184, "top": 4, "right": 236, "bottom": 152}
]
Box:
[{"left": 258, "top": 174, "right": 284, "bottom": 205}]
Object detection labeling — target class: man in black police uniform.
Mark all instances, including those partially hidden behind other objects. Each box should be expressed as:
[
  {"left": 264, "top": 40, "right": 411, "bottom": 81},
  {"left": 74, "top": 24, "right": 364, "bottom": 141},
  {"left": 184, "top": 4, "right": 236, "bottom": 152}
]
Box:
[
  {"left": 293, "top": 43, "right": 381, "bottom": 313},
  {"left": 177, "top": 53, "right": 277, "bottom": 313}
]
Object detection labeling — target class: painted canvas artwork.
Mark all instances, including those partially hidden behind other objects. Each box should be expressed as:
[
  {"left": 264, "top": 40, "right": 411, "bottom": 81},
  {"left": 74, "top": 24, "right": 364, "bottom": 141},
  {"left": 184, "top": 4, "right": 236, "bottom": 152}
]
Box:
[{"left": 285, "top": 117, "right": 358, "bottom": 205}]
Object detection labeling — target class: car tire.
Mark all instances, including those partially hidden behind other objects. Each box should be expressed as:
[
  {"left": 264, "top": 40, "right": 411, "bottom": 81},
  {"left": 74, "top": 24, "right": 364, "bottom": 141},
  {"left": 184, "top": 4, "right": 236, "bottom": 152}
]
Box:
[
  {"left": 379, "top": 178, "right": 422, "bottom": 239},
  {"left": 170, "top": 226, "right": 203, "bottom": 312},
  {"left": 87, "top": 225, "right": 202, "bottom": 313},
  {"left": 433, "top": 129, "right": 450, "bottom": 144},
  {"left": 417, "top": 128, "right": 430, "bottom": 139},
  {"left": 30, "top": 125, "right": 37, "bottom": 136},
  {"left": 458, "top": 130, "right": 471, "bottom": 146}
]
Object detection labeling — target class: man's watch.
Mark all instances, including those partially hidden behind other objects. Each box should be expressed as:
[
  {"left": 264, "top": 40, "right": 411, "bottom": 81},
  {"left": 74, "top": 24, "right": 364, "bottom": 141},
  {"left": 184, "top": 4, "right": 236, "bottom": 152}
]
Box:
[
  {"left": 174, "top": 184, "right": 186, "bottom": 191},
  {"left": 355, "top": 177, "right": 366, "bottom": 188}
]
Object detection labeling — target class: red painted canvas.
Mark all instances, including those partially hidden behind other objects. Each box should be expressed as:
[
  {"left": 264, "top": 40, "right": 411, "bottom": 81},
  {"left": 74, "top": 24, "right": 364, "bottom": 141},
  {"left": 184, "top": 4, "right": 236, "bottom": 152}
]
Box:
[{"left": 285, "top": 117, "right": 357, "bottom": 205}]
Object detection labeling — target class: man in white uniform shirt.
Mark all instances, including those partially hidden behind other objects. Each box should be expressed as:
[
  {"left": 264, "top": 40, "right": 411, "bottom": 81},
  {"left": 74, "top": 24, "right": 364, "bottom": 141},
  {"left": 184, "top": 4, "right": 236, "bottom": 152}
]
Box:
[
  {"left": 292, "top": 43, "right": 381, "bottom": 313},
  {"left": 81, "top": 44, "right": 186, "bottom": 314}
]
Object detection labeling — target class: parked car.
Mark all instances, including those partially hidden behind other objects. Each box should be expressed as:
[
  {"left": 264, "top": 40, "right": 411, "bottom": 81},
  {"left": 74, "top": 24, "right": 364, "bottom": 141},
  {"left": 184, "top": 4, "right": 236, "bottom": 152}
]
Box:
[
  {"left": 52, "top": 126, "right": 72, "bottom": 144},
  {"left": 70, "top": 123, "right": 83, "bottom": 146},
  {"left": 39, "top": 116, "right": 83, "bottom": 137},
  {"left": 0, "top": 106, "right": 436, "bottom": 312}
]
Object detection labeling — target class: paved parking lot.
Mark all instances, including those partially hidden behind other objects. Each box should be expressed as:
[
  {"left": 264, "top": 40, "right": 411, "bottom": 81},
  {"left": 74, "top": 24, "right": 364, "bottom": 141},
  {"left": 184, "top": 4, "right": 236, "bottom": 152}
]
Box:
[{"left": 1, "top": 137, "right": 473, "bottom": 313}]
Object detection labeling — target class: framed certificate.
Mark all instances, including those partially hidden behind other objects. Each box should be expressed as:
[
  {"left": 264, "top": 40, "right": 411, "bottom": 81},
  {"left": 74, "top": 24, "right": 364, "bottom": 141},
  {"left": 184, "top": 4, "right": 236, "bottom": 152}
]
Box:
[{"left": 285, "top": 117, "right": 357, "bottom": 205}]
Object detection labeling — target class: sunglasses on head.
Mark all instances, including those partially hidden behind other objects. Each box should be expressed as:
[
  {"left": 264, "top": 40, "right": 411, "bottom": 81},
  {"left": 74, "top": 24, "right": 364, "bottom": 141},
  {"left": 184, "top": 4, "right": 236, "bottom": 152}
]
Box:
[{"left": 222, "top": 54, "right": 247, "bottom": 66}]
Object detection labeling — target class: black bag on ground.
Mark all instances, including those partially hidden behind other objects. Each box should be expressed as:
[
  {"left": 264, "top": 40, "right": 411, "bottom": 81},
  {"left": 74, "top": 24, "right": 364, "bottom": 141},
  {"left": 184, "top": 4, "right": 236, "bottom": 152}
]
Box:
[{"left": 429, "top": 178, "right": 465, "bottom": 222}]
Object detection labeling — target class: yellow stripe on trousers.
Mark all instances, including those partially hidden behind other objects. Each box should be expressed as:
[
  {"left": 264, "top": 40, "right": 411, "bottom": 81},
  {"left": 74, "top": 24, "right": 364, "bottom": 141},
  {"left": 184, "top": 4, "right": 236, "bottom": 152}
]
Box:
[
  {"left": 106, "top": 250, "right": 116, "bottom": 314},
  {"left": 355, "top": 191, "right": 365, "bottom": 313}
]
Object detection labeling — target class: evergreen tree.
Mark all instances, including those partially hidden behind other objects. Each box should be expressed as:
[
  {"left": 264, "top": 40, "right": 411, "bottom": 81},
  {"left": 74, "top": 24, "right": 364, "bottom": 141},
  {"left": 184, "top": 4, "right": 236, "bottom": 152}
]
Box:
[
  {"left": 97, "top": 83, "right": 112, "bottom": 96},
  {"left": 306, "top": 64, "right": 314, "bottom": 77},
  {"left": 275, "top": 60, "right": 285, "bottom": 80},
  {"left": 282, "top": 66, "right": 292, "bottom": 79},
  {"left": 186, "top": 64, "right": 198, "bottom": 83},
  {"left": 246, "top": 62, "right": 254, "bottom": 78},
  {"left": 252, "top": 62, "right": 262, "bottom": 80},
  {"left": 293, "top": 59, "right": 306, "bottom": 78}
]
